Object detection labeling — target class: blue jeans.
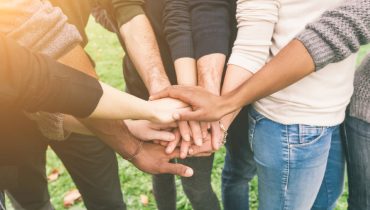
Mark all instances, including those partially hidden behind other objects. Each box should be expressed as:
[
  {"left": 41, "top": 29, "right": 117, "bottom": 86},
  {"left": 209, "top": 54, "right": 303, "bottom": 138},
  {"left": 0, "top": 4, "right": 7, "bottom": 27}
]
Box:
[
  {"left": 344, "top": 115, "right": 370, "bottom": 210},
  {"left": 223, "top": 107, "right": 344, "bottom": 210}
]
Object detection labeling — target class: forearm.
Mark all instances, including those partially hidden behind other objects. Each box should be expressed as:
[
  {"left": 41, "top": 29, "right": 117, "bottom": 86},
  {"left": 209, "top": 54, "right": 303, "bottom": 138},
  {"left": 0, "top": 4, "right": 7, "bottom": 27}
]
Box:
[
  {"left": 197, "top": 53, "right": 226, "bottom": 94},
  {"left": 224, "top": 40, "right": 315, "bottom": 111},
  {"left": 79, "top": 118, "right": 140, "bottom": 159},
  {"left": 120, "top": 14, "right": 170, "bottom": 94},
  {"left": 174, "top": 58, "right": 197, "bottom": 86},
  {"left": 220, "top": 64, "right": 253, "bottom": 129},
  {"left": 90, "top": 82, "right": 155, "bottom": 121}
]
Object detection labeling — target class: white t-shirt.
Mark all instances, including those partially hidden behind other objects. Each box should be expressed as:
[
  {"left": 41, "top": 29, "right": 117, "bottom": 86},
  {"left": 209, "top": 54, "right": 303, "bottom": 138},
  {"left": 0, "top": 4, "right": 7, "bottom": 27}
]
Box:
[{"left": 228, "top": 0, "right": 357, "bottom": 126}]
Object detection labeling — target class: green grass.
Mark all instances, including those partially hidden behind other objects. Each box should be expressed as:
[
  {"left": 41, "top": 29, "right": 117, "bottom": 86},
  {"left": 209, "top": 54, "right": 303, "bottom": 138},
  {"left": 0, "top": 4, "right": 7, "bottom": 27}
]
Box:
[{"left": 7, "top": 18, "right": 370, "bottom": 210}]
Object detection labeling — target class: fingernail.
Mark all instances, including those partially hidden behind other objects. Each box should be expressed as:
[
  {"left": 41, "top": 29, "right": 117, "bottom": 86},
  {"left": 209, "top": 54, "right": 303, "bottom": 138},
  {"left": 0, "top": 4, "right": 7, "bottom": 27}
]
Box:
[
  {"left": 184, "top": 134, "right": 190, "bottom": 141},
  {"left": 173, "top": 113, "right": 180, "bottom": 120},
  {"left": 185, "top": 168, "right": 194, "bottom": 176},
  {"left": 189, "top": 148, "right": 194, "bottom": 155},
  {"left": 196, "top": 139, "right": 202, "bottom": 146},
  {"left": 168, "top": 134, "right": 175, "bottom": 141}
]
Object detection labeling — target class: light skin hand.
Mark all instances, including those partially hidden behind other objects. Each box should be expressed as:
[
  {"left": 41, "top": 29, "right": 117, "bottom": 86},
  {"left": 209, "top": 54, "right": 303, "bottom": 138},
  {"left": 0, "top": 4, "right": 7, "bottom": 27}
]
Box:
[
  {"left": 197, "top": 53, "right": 226, "bottom": 150},
  {"left": 124, "top": 120, "right": 177, "bottom": 142},
  {"left": 148, "top": 97, "right": 190, "bottom": 124},
  {"left": 173, "top": 57, "right": 203, "bottom": 149}
]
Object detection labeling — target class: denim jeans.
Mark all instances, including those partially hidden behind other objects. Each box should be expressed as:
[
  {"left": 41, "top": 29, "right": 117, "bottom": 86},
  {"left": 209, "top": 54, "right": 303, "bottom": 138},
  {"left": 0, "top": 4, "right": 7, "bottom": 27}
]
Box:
[
  {"left": 248, "top": 108, "right": 344, "bottom": 210},
  {"left": 222, "top": 107, "right": 257, "bottom": 210},
  {"left": 344, "top": 115, "right": 370, "bottom": 210}
]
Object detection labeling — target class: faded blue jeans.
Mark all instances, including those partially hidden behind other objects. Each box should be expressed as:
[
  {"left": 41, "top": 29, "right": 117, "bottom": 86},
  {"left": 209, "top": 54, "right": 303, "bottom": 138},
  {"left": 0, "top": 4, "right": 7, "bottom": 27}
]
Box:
[
  {"left": 223, "top": 107, "right": 345, "bottom": 210},
  {"left": 344, "top": 115, "right": 370, "bottom": 210}
]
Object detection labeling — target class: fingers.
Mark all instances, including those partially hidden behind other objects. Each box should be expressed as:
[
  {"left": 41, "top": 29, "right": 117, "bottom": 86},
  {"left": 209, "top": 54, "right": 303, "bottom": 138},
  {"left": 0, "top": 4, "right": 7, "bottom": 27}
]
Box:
[
  {"left": 149, "top": 130, "right": 176, "bottom": 142},
  {"left": 178, "top": 121, "right": 191, "bottom": 141},
  {"left": 189, "top": 121, "right": 203, "bottom": 146},
  {"left": 188, "top": 139, "right": 214, "bottom": 156},
  {"left": 160, "top": 162, "right": 194, "bottom": 177},
  {"left": 200, "top": 122, "right": 209, "bottom": 139},
  {"left": 149, "top": 87, "right": 171, "bottom": 100},
  {"left": 211, "top": 121, "right": 222, "bottom": 150},
  {"left": 165, "top": 129, "right": 181, "bottom": 154},
  {"left": 176, "top": 109, "right": 204, "bottom": 121},
  {"left": 180, "top": 140, "right": 191, "bottom": 159}
]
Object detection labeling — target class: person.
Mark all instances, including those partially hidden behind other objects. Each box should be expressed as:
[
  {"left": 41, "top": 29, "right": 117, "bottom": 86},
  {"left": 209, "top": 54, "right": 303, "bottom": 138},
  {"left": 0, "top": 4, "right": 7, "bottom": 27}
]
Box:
[
  {"left": 125, "top": 0, "right": 238, "bottom": 209},
  {"left": 0, "top": 1, "right": 193, "bottom": 210},
  {"left": 152, "top": 0, "right": 360, "bottom": 209}
]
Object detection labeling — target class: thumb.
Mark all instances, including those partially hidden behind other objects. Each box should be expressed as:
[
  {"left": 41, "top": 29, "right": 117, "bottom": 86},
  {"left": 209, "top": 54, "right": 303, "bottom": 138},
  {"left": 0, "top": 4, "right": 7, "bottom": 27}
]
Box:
[
  {"left": 176, "top": 110, "right": 204, "bottom": 121},
  {"left": 149, "top": 88, "right": 170, "bottom": 100},
  {"left": 161, "top": 162, "right": 194, "bottom": 177}
]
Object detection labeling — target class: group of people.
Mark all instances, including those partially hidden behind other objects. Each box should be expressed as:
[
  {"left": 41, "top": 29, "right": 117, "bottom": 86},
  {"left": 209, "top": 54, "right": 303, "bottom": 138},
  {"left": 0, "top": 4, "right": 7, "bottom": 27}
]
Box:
[{"left": 1, "top": 0, "right": 370, "bottom": 210}]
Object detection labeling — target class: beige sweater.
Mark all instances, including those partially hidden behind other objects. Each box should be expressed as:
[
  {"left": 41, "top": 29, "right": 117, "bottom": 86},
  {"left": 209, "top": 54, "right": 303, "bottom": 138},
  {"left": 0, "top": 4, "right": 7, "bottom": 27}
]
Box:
[{"left": 229, "top": 0, "right": 357, "bottom": 126}]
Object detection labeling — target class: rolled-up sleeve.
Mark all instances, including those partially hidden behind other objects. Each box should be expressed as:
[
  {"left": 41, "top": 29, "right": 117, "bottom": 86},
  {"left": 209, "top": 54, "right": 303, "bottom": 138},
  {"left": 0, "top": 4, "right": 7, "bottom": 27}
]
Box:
[
  {"left": 0, "top": 34, "right": 103, "bottom": 118},
  {"left": 228, "top": 0, "right": 280, "bottom": 73},
  {"left": 163, "top": 0, "right": 194, "bottom": 61},
  {"left": 112, "top": 0, "right": 145, "bottom": 28}
]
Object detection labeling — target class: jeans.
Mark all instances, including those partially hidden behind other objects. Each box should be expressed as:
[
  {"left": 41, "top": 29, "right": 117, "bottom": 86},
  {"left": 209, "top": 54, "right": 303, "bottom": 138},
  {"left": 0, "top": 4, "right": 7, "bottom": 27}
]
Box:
[
  {"left": 344, "top": 115, "right": 370, "bottom": 210},
  {"left": 222, "top": 107, "right": 256, "bottom": 210},
  {"left": 248, "top": 107, "right": 344, "bottom": 210}
]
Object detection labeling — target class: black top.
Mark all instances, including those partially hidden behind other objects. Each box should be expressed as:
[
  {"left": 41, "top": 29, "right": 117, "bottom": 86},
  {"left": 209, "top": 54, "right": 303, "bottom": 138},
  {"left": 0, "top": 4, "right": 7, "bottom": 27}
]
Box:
[
  {"left": 163, "top": 0, "right": 233, "bottom": 61},
  {"left": 0, "top": 34, "right": 103, "bottom": 118}
]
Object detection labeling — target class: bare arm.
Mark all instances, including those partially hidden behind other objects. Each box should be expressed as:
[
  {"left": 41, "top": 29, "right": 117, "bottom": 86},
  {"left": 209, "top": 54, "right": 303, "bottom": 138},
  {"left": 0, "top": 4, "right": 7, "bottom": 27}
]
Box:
[{"left": 120, "top": 14, "right": 171, "bottom": 94}]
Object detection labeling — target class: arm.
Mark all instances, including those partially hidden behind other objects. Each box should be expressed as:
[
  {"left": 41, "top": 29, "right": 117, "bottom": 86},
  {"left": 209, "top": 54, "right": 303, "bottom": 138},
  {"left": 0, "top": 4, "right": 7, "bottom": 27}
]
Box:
[
  {"left": 0, "top": 34, "right": 102, "bottom": 118},
  {"left": 119, "top": 13, "right": 171, "bottom": 94},
  {"left": 220, "top": 0, "right": 280, "bottom": 129},
  {"left": 153, "top": 0, "right": 370, "bottom": 121},
  {"left": 78, "top": 118, "right": 193, "bottom": 177}
]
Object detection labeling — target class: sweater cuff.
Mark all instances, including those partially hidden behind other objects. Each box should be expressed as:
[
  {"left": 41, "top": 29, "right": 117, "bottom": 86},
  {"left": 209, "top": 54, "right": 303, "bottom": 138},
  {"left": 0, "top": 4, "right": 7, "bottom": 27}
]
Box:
[
  {"left": 296, "top": 29, "right": 336, "bottom": 71},
  {"left": 194, "top": 32, "right": 229, "bottom": 59},
  {"left": 115, "top": 5, "right": 145, "bottom": 28},
  {"left": 169, "top": 36, "right": 195, "bottom": 61}
]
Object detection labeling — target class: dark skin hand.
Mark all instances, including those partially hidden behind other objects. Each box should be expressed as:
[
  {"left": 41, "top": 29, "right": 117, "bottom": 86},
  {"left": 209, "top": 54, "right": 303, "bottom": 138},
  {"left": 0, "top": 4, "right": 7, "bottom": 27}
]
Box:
[
  {"left": 80, "top": 118, "right": 194, "bottom": 177},
  {"left": 150, "top": 39, "right": 315, "bottom": 122}
]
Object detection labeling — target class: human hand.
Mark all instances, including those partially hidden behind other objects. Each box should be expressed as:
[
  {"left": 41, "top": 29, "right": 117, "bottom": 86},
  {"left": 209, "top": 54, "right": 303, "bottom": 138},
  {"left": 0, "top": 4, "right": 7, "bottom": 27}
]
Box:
[
  {"left": 149, "top": 97, "right": 204, "bottom": 147},
  {"left": 131, "top": 142, "right": 194, "bottom": 177},
  {"left": 125, "top": 119, "right": 177, "bottom": 142},
  {"left": 150, "top": 86, "right": 230, "bottom": 122}
]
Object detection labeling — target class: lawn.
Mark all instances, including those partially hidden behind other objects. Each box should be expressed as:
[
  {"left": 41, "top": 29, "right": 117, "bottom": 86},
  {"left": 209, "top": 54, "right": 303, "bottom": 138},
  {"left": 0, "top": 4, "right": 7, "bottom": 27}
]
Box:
[{"left": 8, "top": 18, "right": 370, "bottom": 210}]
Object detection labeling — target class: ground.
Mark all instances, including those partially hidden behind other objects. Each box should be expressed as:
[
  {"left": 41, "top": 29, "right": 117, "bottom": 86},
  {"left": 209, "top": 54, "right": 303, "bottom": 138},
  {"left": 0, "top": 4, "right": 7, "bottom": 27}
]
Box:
[{"left": 7, "top": 18, "right": 370, "bottom": 210}]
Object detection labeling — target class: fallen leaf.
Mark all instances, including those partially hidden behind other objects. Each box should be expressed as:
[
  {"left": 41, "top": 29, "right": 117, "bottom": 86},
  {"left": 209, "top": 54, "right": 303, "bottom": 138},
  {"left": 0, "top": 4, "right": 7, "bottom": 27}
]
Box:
[
  {"left": 47, "top": 168, "right": 60, "bottom": 182},
  {"left": 63, "top": 189, "right": 81, "bottom": 208},
  {"left": 140, "top": 194, "right": 149, "bottom": 206}
]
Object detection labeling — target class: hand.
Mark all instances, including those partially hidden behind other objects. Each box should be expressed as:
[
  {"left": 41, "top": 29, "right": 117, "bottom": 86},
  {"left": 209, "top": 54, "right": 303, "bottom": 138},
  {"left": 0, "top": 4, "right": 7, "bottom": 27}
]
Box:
[
  {"left": 150, "top": 86, "right": 230, "bottom": 122},
  {"left": 131, "top": 142, "right": 194, "bottom": 177},
  {"left": 149, "top": 97, "right": 204, "bottom": 146},
  {"left": 148, "top": 97, "right": 189, "bottom": 124},
  {"left": 125, "top": 120, "right": 177, "bottom": 142}
]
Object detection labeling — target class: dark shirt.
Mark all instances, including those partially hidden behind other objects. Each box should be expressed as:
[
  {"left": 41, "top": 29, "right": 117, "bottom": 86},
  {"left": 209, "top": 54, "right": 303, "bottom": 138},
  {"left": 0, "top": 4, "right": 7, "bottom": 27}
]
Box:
[
  {"left": 0, "top": 34, "right": 102, "bottom": 118},
  {"left": 123, "top": 0, "right": 236, "bottom": 99}
]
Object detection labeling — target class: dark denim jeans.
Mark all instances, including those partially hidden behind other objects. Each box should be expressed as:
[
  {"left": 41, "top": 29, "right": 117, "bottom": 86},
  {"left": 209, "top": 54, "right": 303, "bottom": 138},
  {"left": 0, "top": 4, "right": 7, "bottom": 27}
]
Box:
[
  {"left": 222, "top": 107, "right": 256, "bottom": 210},
  {"left": 344, "top": 115, "right": 370, "bottom": 210}
]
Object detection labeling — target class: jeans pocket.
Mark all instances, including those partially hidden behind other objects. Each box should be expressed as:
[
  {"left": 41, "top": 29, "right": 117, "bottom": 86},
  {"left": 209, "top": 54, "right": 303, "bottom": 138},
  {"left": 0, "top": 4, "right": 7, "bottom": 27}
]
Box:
[{"left": 289, "top": 125, "right": 328, "bottom": 148}]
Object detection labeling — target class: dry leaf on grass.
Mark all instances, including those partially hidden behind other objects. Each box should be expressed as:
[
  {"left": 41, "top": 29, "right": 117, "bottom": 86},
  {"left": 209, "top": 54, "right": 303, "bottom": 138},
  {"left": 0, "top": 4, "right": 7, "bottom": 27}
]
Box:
[
  {"left": 140, "top": 194, "right": 149, "bottom": 206},
  {"left": 63, "top": 189, "right": 82, "bottom": 208},
  {"left": 47, "top": 168, "right": 60, "bottom": 182}
]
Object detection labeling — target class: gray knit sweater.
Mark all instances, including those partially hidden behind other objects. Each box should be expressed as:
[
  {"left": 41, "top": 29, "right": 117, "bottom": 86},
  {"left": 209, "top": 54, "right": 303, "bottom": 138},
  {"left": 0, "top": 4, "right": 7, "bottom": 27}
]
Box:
[{"left": 296, "top": 0, "right": 370, "bottom": 124}]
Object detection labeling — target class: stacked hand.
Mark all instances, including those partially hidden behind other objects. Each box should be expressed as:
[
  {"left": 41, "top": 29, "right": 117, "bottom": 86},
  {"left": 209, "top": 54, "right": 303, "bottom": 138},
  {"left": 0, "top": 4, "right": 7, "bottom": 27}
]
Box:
[{"left": 127, "top": 90, "right": 229, "bottom": 159}]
